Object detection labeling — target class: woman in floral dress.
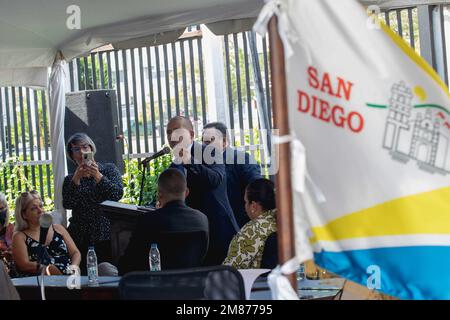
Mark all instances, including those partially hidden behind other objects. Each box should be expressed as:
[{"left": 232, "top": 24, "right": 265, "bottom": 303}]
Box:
[{"left": 223, "top": 179, "right": 277, "bottom": 269}]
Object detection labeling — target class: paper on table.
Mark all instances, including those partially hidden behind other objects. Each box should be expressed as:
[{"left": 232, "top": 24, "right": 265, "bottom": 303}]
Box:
[{"left": 238, "top": 269, "right": 271, "bottom": 300}]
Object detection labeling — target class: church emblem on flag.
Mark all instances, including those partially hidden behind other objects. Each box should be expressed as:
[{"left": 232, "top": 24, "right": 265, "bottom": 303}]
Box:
[{"left": 368, "top": 81, "right": 450, "bottom": 175}]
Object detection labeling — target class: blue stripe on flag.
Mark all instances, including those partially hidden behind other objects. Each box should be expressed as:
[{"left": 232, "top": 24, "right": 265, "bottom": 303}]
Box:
[{"left": 314, "top": 246, "right": 450, "bottom": 300}]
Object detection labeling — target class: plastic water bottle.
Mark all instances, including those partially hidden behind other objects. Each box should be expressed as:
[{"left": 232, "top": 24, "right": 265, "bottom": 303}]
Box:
[
  {"left": 87, "top": 246, "right": 99, "bottom": 286},
  {"left": 149, "top": 243, "right": 161, "bottom": 271},
  {"left": 297, "top": 263, "right": 305, "bottom": 281}
]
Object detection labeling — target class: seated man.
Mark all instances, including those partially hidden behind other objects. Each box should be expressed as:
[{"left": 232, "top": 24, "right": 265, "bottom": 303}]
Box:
[{"left": 118, "top": 169, "right": 209, "bottom": 274}]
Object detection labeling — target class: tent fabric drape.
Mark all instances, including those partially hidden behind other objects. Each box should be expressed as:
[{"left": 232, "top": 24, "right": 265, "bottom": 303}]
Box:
[{"left": 49, "top": 55, "right": 68, "bottom": 226}]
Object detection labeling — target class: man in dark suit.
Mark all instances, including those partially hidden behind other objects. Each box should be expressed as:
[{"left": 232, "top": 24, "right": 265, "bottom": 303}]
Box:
[
  {"left": 202, "top": 122, "right": 262, "bottom": 228},
  {"left": 167, "top": 116, "right": 240, "bottom": 265},
  {"left": 118, "top": 169, "right": 209, "bottom": 274}
]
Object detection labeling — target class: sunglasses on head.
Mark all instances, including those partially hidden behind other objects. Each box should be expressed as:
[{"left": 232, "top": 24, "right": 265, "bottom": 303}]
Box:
[{"left": 20, "top": 190, "right": 39, "bottom": 197}]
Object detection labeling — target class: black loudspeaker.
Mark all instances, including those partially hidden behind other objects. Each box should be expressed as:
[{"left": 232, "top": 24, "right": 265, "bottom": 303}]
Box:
[{"left": 65, "top": 90, "right": 124, "bottom": 174}]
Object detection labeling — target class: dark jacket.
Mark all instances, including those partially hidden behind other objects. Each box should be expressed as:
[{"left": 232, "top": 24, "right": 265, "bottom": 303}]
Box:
[
  {"left": 63, "top": 162, "right": 123, "bottom": 244},
  {"left": 170, "top": 142, "right": 240, "bottom": 265},
  {"left": 224, "top": 147, "right": 262, "bottom": 228},
  {"left": 118, "top": 200, "right": 209, "bottom": 274}
]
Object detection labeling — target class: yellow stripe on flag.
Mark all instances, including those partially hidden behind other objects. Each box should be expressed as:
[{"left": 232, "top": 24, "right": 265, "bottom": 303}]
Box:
[
  {"left": 310, "top": 186, "right": 450, "bottom": 244},
  {"left": 380, "top": 23, "right": 450, "bottom": 100}
]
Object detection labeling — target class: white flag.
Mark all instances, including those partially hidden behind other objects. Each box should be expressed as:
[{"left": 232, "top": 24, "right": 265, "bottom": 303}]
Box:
[{"left": 256, "top": 0, "right": 450, "bottom": 300}]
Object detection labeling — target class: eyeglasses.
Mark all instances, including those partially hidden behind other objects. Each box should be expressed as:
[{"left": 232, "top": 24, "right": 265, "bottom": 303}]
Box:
[{"left": 71, "top": 144, "right": 91, "bottom": 153}]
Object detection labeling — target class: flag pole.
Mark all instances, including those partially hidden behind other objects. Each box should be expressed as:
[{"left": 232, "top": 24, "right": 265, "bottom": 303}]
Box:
[{"left": 268, "top": 16, "right": 297, "bottom": 290}]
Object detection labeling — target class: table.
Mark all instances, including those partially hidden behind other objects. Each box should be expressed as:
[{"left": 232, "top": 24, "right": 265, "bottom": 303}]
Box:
[
  {"left": 250, "top": 277, "right": 345, "bottom": 300},
  {"left": 12, "top": 275, "right": 345, "bottom": 300},
  {"left": 12, "top": 276, "right": 121, "bottom": 300}
]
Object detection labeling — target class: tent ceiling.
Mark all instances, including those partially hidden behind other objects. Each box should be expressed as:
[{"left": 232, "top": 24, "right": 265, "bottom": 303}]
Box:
[
  {"left": 0, "top": 0, "right": 264, "bottom": 62},
  {"left": 0, "top": 0, "right": 448, "bottom": 87},
  {"left": 360, "top": 0, "right": 449, "bottom": 9}
]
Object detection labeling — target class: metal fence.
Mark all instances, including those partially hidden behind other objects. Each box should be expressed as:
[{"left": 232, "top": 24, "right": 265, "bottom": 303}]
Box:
[
  {"left": 66, "top": 26, "right": 273, "bottom": 172},
  {"left": 0, "top": 87, "right": 53, "bottom": 204},
  {"left": 381, "top": 6, "right": 449, "bottom": 86},
  {"left": 68, "top": 26, "right": 209, "bottom": 157},
  {"left": 1, "top": 4, "right": 449, "bottom": 207},
  {"left": 223, "top": 32, "right": 272, "bottom": 154}
]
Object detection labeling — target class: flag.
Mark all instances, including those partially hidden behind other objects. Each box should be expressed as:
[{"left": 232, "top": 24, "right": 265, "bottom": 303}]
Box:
[{"left": 255, "top": 0, "right": 450, "bottom": 299}]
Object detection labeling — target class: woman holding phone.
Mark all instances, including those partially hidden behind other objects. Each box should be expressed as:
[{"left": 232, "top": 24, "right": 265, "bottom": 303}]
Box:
[{"left": 62, "top": 132, "right": 123, "bottom": 274}]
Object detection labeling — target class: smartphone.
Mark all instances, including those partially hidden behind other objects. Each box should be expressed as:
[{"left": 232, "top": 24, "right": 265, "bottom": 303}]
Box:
[{"left": 82, "top": 151, "right": 94, "bottom": 165}]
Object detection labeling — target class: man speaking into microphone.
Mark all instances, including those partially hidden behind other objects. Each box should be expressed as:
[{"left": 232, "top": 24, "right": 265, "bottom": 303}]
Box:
[{"left": 166, "top": 116, "right": 239, "bottom": 265}]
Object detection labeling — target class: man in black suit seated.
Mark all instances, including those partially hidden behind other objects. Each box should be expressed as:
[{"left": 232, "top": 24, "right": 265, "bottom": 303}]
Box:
[
  {"left": 202, "top": 122, "right": 262, "bottom": 228},
  {"left": 167, "top": 116, "right": 240, "bottom": 265},
  {"left": 118, "top": 168, "right": 209, "bottom": 274}
]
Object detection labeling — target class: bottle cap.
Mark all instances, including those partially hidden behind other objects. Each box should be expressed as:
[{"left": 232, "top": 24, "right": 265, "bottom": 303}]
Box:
[
  {"left": 151, "top": 243, "right": 157, "bottom": 248},
  {"left": 88, "top": 246, "right": 95, "bottom": 250}
]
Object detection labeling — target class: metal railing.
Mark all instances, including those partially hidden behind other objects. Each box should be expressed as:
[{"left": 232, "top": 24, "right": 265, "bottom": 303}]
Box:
[
  {"left": 1, "top": 4, "right": 448, "bottom": 206},
  {"left": 0, "top": 87, "right": 53, "bottom": 201},
  {"left": 68, "top": 26, "right": 208, "bottom": 157}
]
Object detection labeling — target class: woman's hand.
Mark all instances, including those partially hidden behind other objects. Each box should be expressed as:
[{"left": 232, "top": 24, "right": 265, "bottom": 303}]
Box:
[
  {"left": 1, "top": 248, "right": 12, "bottom": 261},
  {"left": 45, "top": 264, "right": 63, "bottom": 275},
  {"left": 84, "top": 161, "right": 103, "bottom": 183},
  {"left": 72, "top": 164, "right": 89, "bottom": 185}
]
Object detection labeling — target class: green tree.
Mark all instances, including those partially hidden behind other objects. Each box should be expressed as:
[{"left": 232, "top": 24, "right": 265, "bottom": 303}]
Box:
[
  {"left": 78, "top": 55, "right": 109, "bottom": 90},
  {"left": 121, "top": 154, "right": 171, "bottom": 205}
]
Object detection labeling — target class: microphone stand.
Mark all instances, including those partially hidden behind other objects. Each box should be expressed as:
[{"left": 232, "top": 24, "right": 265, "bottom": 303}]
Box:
[
  {"left": 36, "top": 245, "right": 51, "bottom": 300},
  {"left": 138, "top": 161, "right": 149, "bottom": 206},
  {"left": 138, "top": 147, "right": 170, "bottom": 206}
]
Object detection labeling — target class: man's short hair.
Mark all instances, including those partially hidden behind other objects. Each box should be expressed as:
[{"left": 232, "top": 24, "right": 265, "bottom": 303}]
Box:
[
  {"left": 168, "top": 116, "right": 194, "bottom": 132},
  {"left": 203, "top": 122, "right": 229, "bottom": 142},
  {"left": 158, "top": 168, "right": 187, "bottom": 196}
]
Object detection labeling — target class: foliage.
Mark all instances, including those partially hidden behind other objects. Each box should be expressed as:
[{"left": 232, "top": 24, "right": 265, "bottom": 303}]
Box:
[
  {"left": 226, "top": 41, "right": 256, "bottom": 112},
  {"left": 121, "top": 154, "right": 172, "bottom": 206},
  {"left": 78, "top": 56, "right": 109, "bottom": 90},
  {"left": 0, "top": 156, "right": 54, "bottom": 222},
  {"left": 1, "top": 89, "right": 49, "bottom": 153},
  {"left": 380, "top": 9, "right": 420, "bottom": 54}
]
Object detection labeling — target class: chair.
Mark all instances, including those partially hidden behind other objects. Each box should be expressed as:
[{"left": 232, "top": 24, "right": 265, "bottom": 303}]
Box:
[
  {"left": 0, "top": 261, "right": 20, "bottom": 300},
  {"left": 261, "top": 232, "right": 278, "bottom": 269},
  {"left": 118, "top": 230, "right": 208, "bottom": 274},
  {"left": 156, "top": 231, "right": 208, "bottom": 270},
  {"left": 119, "top": 265, "right": 246, "bottom": 300}
]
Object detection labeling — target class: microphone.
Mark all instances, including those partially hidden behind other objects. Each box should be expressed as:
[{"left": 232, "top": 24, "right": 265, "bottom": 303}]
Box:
[
  {"left": 39, "top": 213, "right": 53, "bottom": 246},
  {"left": 141, "top": 146, "right": 171, "bottom": 166},
  {"left": 37, "top": 213, "right": 53, "bottom": 270}
]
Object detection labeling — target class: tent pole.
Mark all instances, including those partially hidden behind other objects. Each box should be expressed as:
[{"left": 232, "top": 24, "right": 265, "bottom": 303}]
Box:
[{"left": 268, "top": 16, "right": 297, "bottom": 290}]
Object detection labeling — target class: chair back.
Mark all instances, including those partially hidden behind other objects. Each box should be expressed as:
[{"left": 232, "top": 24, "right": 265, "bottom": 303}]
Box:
[
  {"left": 261, "top": 232, "right": 278, "bottom": 269},
  {"left": 0, "top": 261, "right": 20, "bottom": 300},
  {"left": 119, "top": 265, "right": 246, "bottom": 300},
  {"left": 155, "top": 230, "right": 208, "bottom": 270}
]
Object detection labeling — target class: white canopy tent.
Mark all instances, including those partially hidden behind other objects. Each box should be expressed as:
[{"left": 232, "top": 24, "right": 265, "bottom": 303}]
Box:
[
  {"left": 0, "top": 0, "right": 447, "bottom": 223},
  {"left": 1, "top": 0, "right": 448, "bottom": 87},
  {"left": 0, "top": 0, "right": 266, "bottom": 223}
]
